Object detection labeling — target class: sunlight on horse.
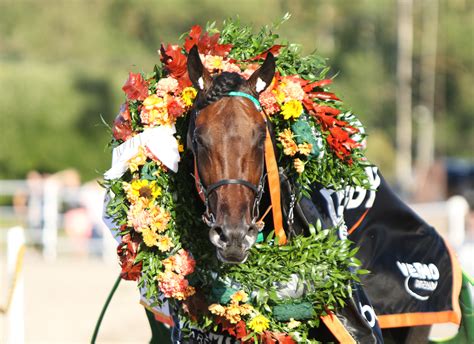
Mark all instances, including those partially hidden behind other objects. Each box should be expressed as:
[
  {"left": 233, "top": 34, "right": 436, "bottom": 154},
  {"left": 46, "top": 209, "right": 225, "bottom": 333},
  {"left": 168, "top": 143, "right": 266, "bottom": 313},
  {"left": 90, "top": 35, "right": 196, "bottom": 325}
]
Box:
[{"left": 187, "top": 45, "right": 275, "bottom": 264}]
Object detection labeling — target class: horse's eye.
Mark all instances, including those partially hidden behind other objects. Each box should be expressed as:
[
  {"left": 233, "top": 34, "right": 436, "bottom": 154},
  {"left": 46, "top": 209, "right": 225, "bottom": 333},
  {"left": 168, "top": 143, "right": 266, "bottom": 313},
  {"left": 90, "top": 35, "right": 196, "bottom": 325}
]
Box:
[{"left": 193, "top": 135, "right": 205, "bottom": 148}]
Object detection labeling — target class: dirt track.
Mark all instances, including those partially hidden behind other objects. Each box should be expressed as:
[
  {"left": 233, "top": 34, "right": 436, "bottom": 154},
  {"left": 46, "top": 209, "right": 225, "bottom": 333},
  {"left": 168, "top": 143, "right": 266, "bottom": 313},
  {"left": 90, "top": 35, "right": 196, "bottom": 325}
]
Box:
[{"left": 1, "top": 250, "right": 151, "bottom": 344}]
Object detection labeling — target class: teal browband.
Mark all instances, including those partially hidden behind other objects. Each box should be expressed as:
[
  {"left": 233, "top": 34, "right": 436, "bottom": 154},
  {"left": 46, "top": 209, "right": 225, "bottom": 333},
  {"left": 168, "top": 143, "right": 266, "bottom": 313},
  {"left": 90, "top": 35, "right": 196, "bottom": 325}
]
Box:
[{"left": 227, "top": 91, "right": 262, "bottom": 112}]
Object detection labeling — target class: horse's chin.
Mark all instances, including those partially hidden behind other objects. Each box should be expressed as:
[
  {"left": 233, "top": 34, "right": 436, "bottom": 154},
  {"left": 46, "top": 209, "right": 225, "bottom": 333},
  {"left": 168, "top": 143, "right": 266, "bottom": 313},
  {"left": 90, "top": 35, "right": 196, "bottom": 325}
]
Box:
[{"left": 216, "top": 249, "right": 249, "bottom": 264}]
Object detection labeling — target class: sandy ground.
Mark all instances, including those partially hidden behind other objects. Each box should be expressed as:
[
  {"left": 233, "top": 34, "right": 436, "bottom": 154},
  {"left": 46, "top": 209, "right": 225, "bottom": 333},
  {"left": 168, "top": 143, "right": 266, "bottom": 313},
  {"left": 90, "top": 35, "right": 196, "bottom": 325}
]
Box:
[{"left": 1, "top": 250, "right": 151, "bottom": 344}]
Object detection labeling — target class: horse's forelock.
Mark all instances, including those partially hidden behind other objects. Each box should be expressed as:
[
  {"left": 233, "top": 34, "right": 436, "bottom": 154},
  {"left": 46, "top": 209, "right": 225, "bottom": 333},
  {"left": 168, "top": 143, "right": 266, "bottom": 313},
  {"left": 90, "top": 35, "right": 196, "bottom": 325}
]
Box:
[{"left": 196, "top": 72, "right": 245, "bottom": 110}]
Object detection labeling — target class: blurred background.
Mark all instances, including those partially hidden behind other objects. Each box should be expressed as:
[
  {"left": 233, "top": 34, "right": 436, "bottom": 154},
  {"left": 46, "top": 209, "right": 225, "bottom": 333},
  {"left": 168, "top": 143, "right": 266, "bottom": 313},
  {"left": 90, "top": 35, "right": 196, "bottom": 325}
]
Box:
[{"left": 0, "top": 0, "right": 472, "bottom": 342}]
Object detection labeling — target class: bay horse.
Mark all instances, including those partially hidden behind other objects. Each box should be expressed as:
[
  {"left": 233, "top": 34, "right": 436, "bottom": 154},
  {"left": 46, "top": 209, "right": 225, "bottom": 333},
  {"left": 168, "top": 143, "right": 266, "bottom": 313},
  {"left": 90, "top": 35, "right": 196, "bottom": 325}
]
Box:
[
  {"left": 182, "top": 45, "right": 449, "bottom": 343},
  {"left": 186, "top": 45, "right": 277, "bottom": 264}
]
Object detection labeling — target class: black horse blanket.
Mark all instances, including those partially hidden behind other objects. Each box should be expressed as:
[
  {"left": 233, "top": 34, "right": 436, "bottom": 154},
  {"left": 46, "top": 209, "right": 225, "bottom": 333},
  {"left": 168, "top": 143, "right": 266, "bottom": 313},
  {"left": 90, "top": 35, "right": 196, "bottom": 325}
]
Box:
[{"left": 309, "top": 166, "right": 462, "bottom": 332}]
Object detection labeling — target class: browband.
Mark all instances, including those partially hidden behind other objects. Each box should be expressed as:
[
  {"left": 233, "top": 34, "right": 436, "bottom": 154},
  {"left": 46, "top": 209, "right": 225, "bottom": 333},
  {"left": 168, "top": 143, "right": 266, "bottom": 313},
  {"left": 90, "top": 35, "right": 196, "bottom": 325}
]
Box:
[{"left": 227, "top": 91, "right": 262, "bottom": 112}]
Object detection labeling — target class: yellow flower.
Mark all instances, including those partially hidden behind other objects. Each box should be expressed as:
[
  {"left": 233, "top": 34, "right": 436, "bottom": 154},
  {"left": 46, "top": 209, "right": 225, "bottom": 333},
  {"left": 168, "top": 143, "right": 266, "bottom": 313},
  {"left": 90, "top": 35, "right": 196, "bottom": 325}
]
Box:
[
  {"left": 157, "top": 235, "right": 174, "bottom": 252},
  {"left": 205, "top": 55, "right": 224, "bottom": 70},
  {"left": 231, "top": 290, "right": 248, "bottom": 304},
  {"left": 143, "top": 94, "right": 165, "bottom": 109},
  {"left": 281, "top": 100, "right": 303, "bottom": 120},
  {"left": 247, "top": 314, "right": 270, "bottom": 333},
  {"left": 298, "top": 143, "right": 313, "bottom": 156},
  {"left": 208, "top": 304, "right": 226, "bottom": 317},
  {"left": 150, "top": 207, "right": 171, "bottom": 233},
  {"left": 287, "top": 318, "right": 301, "bottom": 329},
  {"left": 294, "top": 158, "right": 305, "bottom": 174},
  {"left": 126, "top": 179, "right": 161, "bottom": 204},
  {"left": 273, "top": 86, "right": 286, "bottom": 103},
  {"left": 128, "top": 146, "right": 148, "bottom": 173},
  {"left": 181, "top": 87, "right": 197, "bottom": 107},
  {"left": 142, "top": 227, "right": 159, "bottom": 247},
  {"left": 238, "top": 303, "right": 254, "bottom": 316}
]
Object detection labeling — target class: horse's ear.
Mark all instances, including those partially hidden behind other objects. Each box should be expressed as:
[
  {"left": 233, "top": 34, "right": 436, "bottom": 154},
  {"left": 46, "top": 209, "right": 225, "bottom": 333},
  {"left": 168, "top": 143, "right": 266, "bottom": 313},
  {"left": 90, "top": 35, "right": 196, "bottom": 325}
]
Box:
[
  {"left": 247, "top": 53, "right": 276, "bottom": 94},
  {"left": 187, "top": 45, "right": 212, "bottom": 91}
]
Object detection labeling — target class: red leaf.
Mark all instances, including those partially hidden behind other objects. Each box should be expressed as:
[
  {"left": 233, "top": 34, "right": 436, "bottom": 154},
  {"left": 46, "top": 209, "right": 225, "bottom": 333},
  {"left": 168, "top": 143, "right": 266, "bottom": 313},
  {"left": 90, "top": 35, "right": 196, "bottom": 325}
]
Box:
[
  {"left": 112, "top": 103, "right": 133, "bottom": 141},
  {"left": 270, "top": 332, "right": 296, "bottom": 344},
  {"left": 314, "top": 105, "right": 341, "bottom": 116},
  {"left": 234, "top": 321, "right": 248, "bottom": 340},
  {"left": 303, "top": 79, "right": 332, "bottom": 92},
  {"left": 117, "top": 233, "right": 142, "bottom": 281},
  {"left": 122, "top": 72, "right": 149, "bottom": 101},
  {"left": 309, "top": 91, "right": 340, "bottom": 101}
]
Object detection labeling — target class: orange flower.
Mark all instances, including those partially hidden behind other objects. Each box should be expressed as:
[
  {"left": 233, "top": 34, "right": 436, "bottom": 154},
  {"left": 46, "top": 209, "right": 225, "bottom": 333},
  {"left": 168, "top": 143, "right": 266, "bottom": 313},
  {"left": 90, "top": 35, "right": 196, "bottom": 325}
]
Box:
[
  {"left": 278, "top": 128, "right": 294, "bottom": 142},
  {"left": 282, "top": 140, "right": 298, "bottom": 156},
  {"left": 225, "top": 303, "right": 242, "bottom": 324},
  {"left": 294, "top": 158, "right": 305, "bottom": 174},
  {"left": 231, "top": 290, "right": 249, "bottom": 304},
  {"left": 298, "top": 143, "right": 313, "bottom": 156},
  {"left": 209, "top": 304, "right": 226, "bottom": 317}
]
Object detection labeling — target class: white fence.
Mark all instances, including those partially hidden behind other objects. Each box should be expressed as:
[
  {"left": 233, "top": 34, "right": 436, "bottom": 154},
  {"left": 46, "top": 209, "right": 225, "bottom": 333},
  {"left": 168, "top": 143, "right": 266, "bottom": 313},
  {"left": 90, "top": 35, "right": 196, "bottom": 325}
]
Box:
[{"left": 0, "top": 178, "right": 116, "bottom": 262}]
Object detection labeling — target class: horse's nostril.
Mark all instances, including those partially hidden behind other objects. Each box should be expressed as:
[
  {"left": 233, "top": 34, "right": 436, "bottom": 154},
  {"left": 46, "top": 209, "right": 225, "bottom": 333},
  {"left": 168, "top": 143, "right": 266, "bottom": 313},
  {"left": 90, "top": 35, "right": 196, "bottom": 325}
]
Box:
[{"left": 212, "top": 226, "right": 227, "bottom": 243}]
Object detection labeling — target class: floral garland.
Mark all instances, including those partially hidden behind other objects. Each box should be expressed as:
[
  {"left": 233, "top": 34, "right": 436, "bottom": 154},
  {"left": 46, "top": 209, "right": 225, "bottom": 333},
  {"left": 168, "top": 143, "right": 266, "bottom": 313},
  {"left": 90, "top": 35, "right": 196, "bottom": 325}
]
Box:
[{"left": 104, "top": 19, "right": 370, "bottom": 343}]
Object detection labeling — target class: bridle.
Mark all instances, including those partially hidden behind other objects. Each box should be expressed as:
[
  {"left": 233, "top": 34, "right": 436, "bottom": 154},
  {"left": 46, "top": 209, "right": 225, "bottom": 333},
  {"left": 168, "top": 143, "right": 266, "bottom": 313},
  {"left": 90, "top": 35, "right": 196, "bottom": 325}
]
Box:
[{"left": 191, "top": 91, "right": 267, "bottom": 229}]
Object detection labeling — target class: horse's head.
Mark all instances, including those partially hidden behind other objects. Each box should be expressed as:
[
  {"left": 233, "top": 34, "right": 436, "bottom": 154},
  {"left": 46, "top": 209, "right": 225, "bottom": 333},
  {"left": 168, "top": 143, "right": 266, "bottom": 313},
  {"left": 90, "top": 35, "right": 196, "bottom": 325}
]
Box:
[{"left": 187, "top": 46, "right": 275, "bottom": 264}]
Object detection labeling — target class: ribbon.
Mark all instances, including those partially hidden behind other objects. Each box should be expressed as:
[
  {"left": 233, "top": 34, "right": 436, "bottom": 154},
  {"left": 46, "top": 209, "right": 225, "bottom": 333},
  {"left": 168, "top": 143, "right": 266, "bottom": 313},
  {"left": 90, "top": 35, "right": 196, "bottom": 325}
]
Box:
[
  {"left": 104, "top": 125, "right": 180, "bottom": 180},
  {"left": 263, "top": 120, "right": 287, "bottom": 245}
]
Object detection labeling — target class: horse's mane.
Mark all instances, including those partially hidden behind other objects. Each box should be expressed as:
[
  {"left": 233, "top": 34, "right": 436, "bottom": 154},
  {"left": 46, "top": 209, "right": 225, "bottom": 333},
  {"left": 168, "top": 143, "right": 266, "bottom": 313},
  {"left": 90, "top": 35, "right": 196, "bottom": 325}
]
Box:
[{"left": 195, "top": 72, "right": 245, "bottom": 110}]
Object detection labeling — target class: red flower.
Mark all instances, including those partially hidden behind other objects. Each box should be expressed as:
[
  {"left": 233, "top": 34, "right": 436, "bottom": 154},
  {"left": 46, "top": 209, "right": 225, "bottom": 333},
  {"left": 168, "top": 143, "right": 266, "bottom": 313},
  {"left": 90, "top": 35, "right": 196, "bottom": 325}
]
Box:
[
  {"left": 122, "top": 72, "right": 149, "bottom": 101},
  {"left": 117, "top": 233, "right": 142, "bottom": 281},
  {"left": 167, "top": 98, "right": 185, "bottom": 118},
  {"left": 112, "top": 103, "right": 133, "bottom": 142},
  {"left": 160, "top": 44, "right": 192, "bottom": 88},
  {"left": 183, "top": 25, "right": 232, "bottom": 57},
  {"left": 160, "top": 44, "right": 188, "bottom": 78}
]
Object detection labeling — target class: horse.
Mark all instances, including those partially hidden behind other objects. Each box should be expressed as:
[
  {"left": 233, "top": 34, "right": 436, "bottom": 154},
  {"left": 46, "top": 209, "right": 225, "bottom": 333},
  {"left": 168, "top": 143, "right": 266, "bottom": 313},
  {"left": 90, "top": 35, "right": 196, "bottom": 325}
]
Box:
[
  {"left": 182, "top": 45, "right": 470, "bottom": 344},
  {"left": 186, "top": 45, "right": 278, "bottom": 264}
]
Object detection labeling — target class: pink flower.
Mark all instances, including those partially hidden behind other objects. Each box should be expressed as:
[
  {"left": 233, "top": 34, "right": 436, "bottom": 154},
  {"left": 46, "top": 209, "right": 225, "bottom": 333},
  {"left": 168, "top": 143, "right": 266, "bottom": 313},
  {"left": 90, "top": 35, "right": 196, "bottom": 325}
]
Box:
[
  {"left": 241, "top": 63, "right": 259, "bottom": 80},
  {"left": 259, "top": 89, "right": 280, "bottom": 115},
  {"left": 158, "top": 270, "right": 195, "bottom": 300},
  {"left": 156, "top": 77, "right": 179, "bottom": 96},
  {"left": 221, "top": 60, "right": 242, "bottom": 73},
  {"left": 279, "top": 77, "right": 305, "bottom": 102},
  {"left": 173, "top": 249, "right": 196, "bottom": 275},
  {"left": 162, "top": 249, "right": 196, "bottom": 276}
]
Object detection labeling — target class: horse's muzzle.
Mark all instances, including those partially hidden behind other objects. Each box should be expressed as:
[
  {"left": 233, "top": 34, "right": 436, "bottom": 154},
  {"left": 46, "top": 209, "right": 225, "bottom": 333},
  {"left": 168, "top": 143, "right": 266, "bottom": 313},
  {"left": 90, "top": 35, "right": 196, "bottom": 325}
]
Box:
[{"left": 209, "top": 224, "right": 258, "bottom": 264}]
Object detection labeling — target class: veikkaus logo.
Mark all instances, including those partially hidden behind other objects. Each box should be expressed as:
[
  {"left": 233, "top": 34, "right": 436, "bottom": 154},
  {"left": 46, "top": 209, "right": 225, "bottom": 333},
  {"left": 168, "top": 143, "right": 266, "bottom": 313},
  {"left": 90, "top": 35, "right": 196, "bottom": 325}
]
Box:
[{"left": 396, "top": 261, "right": 440, "bottom": 301}]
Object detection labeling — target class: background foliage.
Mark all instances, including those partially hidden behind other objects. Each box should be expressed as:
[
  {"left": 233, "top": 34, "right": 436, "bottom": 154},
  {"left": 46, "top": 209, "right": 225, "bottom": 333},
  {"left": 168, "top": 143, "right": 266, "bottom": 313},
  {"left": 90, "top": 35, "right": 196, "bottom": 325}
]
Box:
[{"left": 0, "top": 0, "right": 472, "bottom": 181}]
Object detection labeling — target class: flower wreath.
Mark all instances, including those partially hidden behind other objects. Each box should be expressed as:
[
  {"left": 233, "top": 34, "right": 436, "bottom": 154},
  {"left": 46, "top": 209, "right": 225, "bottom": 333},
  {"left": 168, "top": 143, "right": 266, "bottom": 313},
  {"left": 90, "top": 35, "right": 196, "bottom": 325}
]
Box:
[{"left": 104, "top": 19, "right": 371, "bottom": 343}]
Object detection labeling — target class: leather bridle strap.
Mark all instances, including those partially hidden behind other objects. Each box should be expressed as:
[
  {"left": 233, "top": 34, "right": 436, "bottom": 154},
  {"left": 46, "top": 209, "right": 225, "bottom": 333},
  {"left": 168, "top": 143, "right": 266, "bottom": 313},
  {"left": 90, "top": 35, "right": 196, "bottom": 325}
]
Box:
[{"left": 206, "top": 179, "right": 259, "bottom": 195}]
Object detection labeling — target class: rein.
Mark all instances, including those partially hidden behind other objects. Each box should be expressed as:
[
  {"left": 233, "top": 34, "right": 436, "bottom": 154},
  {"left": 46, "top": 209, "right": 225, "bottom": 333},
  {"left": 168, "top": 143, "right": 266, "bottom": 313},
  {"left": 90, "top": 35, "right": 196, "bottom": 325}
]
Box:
[{"left": 192, "top": 92, "right": 287, "bottom": 245}]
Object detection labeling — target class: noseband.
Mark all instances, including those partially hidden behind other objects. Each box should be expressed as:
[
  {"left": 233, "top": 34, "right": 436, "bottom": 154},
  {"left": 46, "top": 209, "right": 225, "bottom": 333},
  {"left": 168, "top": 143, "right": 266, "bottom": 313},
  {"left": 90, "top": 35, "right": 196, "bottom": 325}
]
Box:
[{"left": 192, "top": 92, "right": 266, "bottom": 228}]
